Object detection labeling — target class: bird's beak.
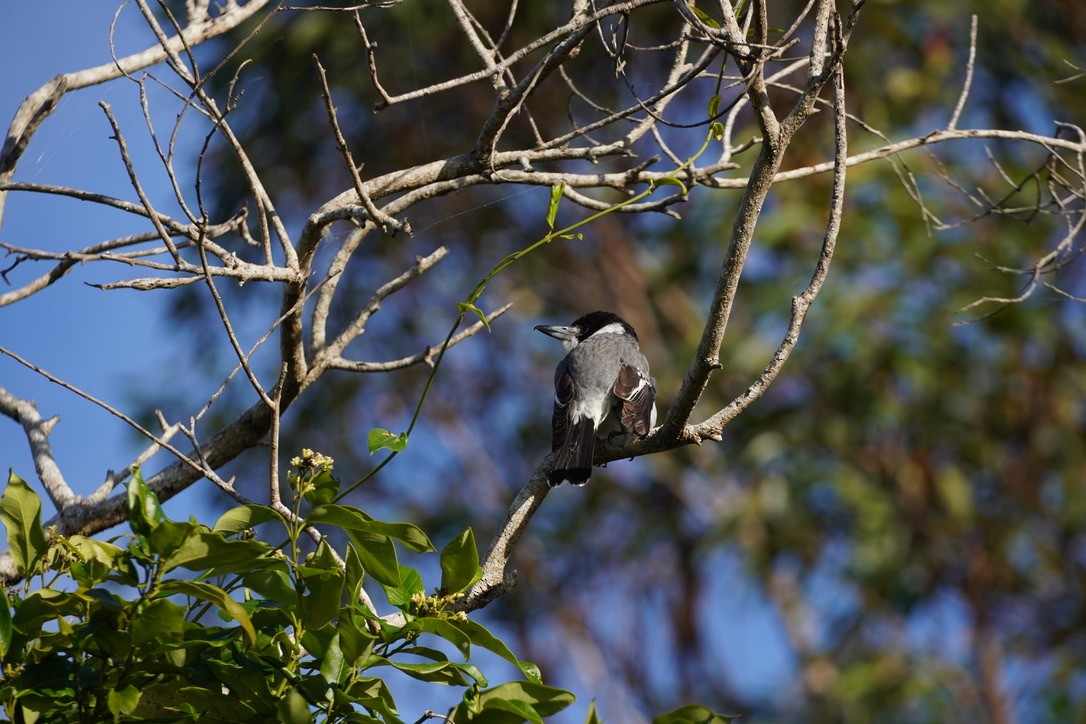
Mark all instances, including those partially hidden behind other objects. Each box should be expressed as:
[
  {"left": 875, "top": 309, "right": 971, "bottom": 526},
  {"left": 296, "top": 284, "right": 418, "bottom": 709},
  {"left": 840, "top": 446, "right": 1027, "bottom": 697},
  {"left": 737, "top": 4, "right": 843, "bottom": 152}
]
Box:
[{"left": 534, "top": 324, "right": 577, "bottom": 343}]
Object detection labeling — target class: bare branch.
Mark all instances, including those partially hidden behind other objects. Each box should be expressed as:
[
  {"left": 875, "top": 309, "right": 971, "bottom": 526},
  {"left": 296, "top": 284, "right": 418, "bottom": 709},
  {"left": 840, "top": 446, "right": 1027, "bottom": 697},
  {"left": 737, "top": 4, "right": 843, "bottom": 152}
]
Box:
[
  {"left": 100, "top": 102, "right": 184, "bottom": 263},
  {"left": 0, "top": 387, "right": 76, "bottom": 510},
  {"left": 312, "top": 248, "right": 450, "bottom": 374},
  {"left": 195, "top": 231, "right": 276, "bottom": 409},
  {"left": 367, "top": 0, "right": 660, "bottom": 111},
  {"left": 693, "top": 60, "right": 849, "bottom": 440},
  {"left": 948, "top": 15, "right": 979, "bottom": 130},
  {"left": 0, "top": 0, "right": 272, "bottom": 223},
  {"left": 458, "top": 470, "right": 550, "bottom": 610},
  {"left": 0, "top": 345, "right": 221, "bottom": 487},
  {"left": 328, "top": 303, "right": 514, "bottom": 373},
  {"left": 313, "top": 54, "right": 409, "bottom": 234},
  {"left": 354, "top": 14, "right": 395, "bottom": 108}
]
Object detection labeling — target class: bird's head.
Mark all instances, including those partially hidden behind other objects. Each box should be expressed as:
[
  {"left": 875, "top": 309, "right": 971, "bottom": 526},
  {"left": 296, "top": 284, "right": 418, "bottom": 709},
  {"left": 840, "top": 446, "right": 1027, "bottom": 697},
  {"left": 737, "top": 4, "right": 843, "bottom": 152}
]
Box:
[{"left": 535, "top": 310, "right": 637, "bottom": 352}]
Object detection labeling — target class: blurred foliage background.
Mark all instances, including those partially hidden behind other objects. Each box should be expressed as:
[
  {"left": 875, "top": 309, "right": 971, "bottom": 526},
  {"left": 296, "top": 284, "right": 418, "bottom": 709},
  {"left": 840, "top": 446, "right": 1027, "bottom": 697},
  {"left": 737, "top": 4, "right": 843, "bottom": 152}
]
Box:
[{"left": 141, "top": 0, "right": 1086, "bottom": 720}]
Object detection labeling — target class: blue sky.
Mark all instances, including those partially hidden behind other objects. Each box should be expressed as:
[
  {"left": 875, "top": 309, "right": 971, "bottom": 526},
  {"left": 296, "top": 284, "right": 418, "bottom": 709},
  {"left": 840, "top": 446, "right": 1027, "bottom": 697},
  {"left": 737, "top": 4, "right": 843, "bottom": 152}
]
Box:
[{"left": 0, "top": 3, "right": 211, "bottom": 518}]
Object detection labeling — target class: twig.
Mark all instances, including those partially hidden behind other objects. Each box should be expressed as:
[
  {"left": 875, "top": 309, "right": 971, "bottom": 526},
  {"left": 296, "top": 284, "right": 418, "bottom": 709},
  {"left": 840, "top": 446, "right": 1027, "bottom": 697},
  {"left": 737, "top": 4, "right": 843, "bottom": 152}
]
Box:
[
  {"left": 0, "top": 345, "right": 222, "bottom": 491},
  {"left": 312, "top": 54, "right": 408, "bottom": 233},
  {"left": 312, "top": 248, "right": 449, "bottom": 373},
  {"left": 100, "top": 102, "right": 184, "bottom": 263},
  {"left": 354, "top": 14, "right": 394, "bottom": 108},
  {"left": 177, "top": 418, "right": 254, "bottom": 507},
  {"left": 369, "top": 0, "right": 660, "bottom": 110},
  {"left": 329, "top": 303, "right": 514, "bottom": 372},
  {"left": 268, "top": 364, "right": 289, "bottom": 511},
  {"left": 948, "top": 15, "right": 978, "bottom": 130},
  {"left": 106, "top": 412, "right": 182, "bottom": 492},
  {"left": 0, "top": 0, "right": 271, "bottom": 223},
  {"left": 195, "top": 229, "right": 276, "bottom": 409}
]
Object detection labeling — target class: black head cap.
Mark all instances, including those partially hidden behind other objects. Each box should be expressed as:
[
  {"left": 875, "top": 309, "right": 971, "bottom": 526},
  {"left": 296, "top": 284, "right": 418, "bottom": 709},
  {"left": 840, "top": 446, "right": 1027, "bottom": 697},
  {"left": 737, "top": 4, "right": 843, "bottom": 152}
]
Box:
[{"left": 570, "top": 311, "right": 638, "bottom": 342}]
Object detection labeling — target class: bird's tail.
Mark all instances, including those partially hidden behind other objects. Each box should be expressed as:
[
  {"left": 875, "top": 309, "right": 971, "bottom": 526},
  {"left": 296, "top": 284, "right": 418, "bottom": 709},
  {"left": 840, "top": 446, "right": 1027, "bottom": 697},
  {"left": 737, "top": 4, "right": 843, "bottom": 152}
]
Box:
[{"left": 550, "top": 418, "right": 595, "bottom": 486}]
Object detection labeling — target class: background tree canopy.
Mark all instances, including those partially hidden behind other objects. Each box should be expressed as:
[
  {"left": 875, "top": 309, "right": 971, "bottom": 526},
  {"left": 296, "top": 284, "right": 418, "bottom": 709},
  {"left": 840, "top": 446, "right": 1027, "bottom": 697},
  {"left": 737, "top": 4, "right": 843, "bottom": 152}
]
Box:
[{"left": 1, "top": 0, "right": 1084, "bottom": 721}]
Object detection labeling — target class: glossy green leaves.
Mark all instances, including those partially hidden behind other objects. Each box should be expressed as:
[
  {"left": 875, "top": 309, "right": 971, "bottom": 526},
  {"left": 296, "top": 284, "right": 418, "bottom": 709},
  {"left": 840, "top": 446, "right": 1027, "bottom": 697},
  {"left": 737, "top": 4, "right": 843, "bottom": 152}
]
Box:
[
  {"left": 1, "top": 471, "right": 46, "bottom": 577},
  {"left": 0, "top": 467, "right": 567, "bottom": 722}
]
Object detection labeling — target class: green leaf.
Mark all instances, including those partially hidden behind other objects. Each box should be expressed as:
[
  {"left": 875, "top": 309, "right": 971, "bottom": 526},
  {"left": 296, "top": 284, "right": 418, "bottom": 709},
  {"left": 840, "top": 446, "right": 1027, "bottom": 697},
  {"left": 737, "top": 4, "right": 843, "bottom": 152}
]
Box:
[
  {"left": 452, "top": 618, "right": 542, "bottom": 682},
  {"left": 585, "top": 700, "right": 603, "bottom": 724},
  {"left": 276, "top": 688, "right": 311, "bottom": 724},
  {"left": 1, "top": 471, "right": 47, "bottom": 577},
  {"left": 653, "top": 176, "right": 688, "bottom": 195},
  {"left": 213, "top": 504, "right": 285, "bottom": 534},
  {"left": 303, "top": 467, "right": 340, "bottom": 506},
  {"left": 708, "top": 94, "right": 722, "bottom": 117},
  {"left": 126, "top": 468, "right": 164, "bottom": 537},
  {"left": 131, "top": 597, "right": 185, "bottom": 646},
  {"left": 159, "top": 526, "right": 276, "bottom": 575},
  {"left": 344, "top": 540, "right": 366, "bottom": 605},
  {"left": 484, "top": 681, "right": 574, "bottom": 717},
  {"left": 377, "top": 658, "right": 476, "bottom": 685},
  {"left": 306, "top": 504, "right": 435, "bottom": 552},
  {"left": 368, "top": 427, "right": 408, "bottom": 455},
  {"left": 242, "top": 566, "right": 297, "bottom": 606},
  {"left": 381, "top": 564, "right": 424, "bottom": 609},
  {"left": 452, "top": 681, "right": 575, "bottom": 722},
  {"left": 107, "top": 685, "right": 141, "bottom": 717},
  {"left": 546, "top": 184, "right": 564, "bottom": 230},
  {"left": 65, "top": 535, "right": 124, "bottom": 587},
  {"left": 709, "top": 121, "right": 725, "bottom": 142},
  {"left": 458, "top": 302, "right": 491, "bottom": 331},
  {"left": 652, "top": 704, "right": 737, "bottom": 724},
  {"left": 359, "top": 519, "right": 434, "bottom": 553},
  {"left": 347, "top": 678, "right": 398, "bottom": 720},
  {"left": 12, "top": 589, "right": 87, "bottom": 634},
  {"left": 440, "top": 527, "right": 481, "bottom": 594},
  {"left": 337, "top": 613, "right": 376, "bottom": 667},
  {"left": 147, "top": 518, "right": 198, "bottom": 560},
  {"left": 690, "top": 5, "right": 721, "bottom": 28},
  {"left": 299, "top": 539, "right": 346, "bottom": 629},
  {"left": 159, "top": 579, "right": 256, "bottom": 645},
  {"left": 319, "top": 630, "right": 347, "bottom": 686},
  {"left": 0, "top": 586, "right": 12, "bottom": 659},
  {"left": 400, "top": 644, "right": 451, "bottom": 663},
  {"left": 478, "top": 698, "right": 545, "bottom": 724},
  {"left": 136, "top": 683, "right": 253, "bottom": 719},
  {"left": 346, "top": 529, "right": 401, "bottom": 588}
]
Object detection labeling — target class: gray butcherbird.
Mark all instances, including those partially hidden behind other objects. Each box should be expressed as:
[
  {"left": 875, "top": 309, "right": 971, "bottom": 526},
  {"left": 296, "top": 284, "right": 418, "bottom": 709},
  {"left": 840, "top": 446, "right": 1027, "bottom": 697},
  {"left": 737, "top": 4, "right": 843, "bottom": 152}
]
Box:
[{"left": 536, "top": 311, "right": 657, "bottom": 486}]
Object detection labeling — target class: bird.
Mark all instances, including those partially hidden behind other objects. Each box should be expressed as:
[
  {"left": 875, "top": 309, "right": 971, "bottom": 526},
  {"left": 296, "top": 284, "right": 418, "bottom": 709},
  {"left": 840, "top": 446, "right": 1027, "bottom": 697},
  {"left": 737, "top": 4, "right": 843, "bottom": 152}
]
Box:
[{"left": 535, "top": 311, "right": 657, "bottom": 486}]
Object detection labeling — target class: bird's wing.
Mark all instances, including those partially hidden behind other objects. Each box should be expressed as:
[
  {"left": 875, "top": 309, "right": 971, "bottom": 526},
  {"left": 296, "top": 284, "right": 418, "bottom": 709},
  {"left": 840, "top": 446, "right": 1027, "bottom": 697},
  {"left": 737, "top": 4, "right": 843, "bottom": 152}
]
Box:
[
  {"left": 551, "top": 359, "right": 576, "bottom": 451},
  {"left": 613, "top": 363, "right": 656, "bottom": 438}
]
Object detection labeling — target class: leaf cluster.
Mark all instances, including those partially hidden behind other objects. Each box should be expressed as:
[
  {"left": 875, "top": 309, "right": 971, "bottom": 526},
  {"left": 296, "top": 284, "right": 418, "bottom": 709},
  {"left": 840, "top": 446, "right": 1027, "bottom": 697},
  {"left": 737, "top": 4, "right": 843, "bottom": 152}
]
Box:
[{"left": 0, "top": 467, "right": 567, "bottom": 723}]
